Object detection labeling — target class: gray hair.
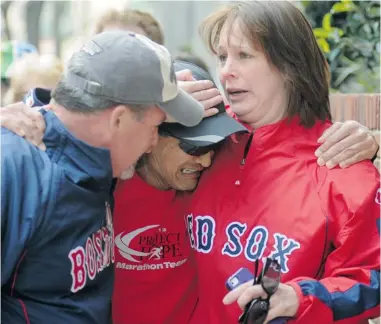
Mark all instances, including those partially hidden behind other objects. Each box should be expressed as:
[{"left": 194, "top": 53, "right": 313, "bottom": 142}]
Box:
[{"left": 51, "top": 58, "right": 151, "bottom": 118}]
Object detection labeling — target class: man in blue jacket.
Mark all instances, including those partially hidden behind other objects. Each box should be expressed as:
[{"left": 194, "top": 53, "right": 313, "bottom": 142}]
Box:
[{"left": 1, "top": 30, "right": 203, "bottom": 324}]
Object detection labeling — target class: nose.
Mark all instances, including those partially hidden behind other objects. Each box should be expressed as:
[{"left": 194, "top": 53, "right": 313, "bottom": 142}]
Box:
[
  {"left": 194, "top": 150, "right": 214, "bottom": 168},
  {"left": 219, "top": 58, "right": 236, "bottom": 84}
]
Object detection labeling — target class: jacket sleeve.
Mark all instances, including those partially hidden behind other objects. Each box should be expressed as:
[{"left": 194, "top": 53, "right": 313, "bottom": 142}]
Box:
[
  {"left": 1, "top": 130, "right": 45, "bottom": 287},
  {"left": 287, "top": 161, "right": 380, "bottom": 323}
]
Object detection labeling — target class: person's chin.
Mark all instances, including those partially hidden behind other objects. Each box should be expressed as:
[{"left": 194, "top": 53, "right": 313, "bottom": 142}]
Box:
[
  {"left": 230, "top": 101, "right": 250, "bottom": 113},
  {"left": 231, "top": 106, "right": 255, "bottom": 123}
]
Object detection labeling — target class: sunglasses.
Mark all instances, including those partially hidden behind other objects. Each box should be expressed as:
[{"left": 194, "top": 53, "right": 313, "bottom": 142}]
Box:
[
  {"left": 238, "top": 258, "right": 281, "bottom": 324},
  {"left": 178, "top": 140, "right": 221, "bottom": 157},
  {"left": 159, "top": 129, "right": 222, "bottom": 157}
]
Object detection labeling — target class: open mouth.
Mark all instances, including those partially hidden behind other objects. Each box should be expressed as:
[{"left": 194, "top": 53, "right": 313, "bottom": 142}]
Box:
[
  {"left": 227, "top": 89, "right": 249, "bottom": 100},
  {"left": 181, "top": 168, "right": 200, "bottom": 174},
  {"left": 227, "top": 88, "right": 248, "bottom": 95},
  {"left": 180, "top": 168, "right": 202, "bottom": 179},
  {"left": 229, "top": 90, "right": 248, "bottom": 95}
]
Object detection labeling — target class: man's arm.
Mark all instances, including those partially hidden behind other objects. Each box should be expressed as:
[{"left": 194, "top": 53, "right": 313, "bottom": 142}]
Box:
[
  {"left": 315, "top": 120, "right": 379, "bottom": 168},
  {"left": 1, "top": 130, "right": 45, "bottom": 286},
  {"left": 0, "top": 98, "right": 379, "bottom": 168}
]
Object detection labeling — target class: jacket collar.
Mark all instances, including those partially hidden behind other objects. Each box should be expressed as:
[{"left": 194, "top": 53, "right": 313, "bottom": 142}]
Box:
[{"left": 41, "top": 109, "right": 113, "bottom": 191}]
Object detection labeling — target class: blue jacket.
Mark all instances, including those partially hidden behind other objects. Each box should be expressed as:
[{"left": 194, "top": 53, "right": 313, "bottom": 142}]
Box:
[{"left": 1, "top": 109, "right": 114, "bottom": 323}]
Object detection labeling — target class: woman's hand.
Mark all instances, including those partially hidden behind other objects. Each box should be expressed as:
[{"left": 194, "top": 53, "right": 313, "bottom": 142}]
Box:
[
  {"left": 315, "top": 120, "right": 379, "bottom": 168},
  {"left": 176, "top": 69, "right": 223, "bottom": 117},
  {"left": 223, "top": 281, "right": 299, "bottom": 324}
]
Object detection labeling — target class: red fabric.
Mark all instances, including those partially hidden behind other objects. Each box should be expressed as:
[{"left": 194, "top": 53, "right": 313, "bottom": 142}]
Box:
[
  {"left": 186, "top": 117, "right": 380, "bottom": 323},
  {"left": 112, "top": 175, "right": 197, "bottom": 324},
  {"left": 225, "top": 105, "right": 252, "bottom": 143}
]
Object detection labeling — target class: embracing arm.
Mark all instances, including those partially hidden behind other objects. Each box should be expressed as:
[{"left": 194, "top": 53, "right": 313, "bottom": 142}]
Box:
[
  {"left": 0, "top": 74, "right": 223, "bottom": 144},
  {"left": 315, "top": 121, "right": 379, "bottom": 168},
  {"left": 1, "top": 94, "right": 379, "bottom": 167}
]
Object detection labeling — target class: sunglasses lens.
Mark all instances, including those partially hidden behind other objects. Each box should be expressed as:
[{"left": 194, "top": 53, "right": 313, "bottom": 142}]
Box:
[
  {"left": 190, "top": 146, "right": 212, "bottom": 156},
  {"left": 180, "top": 142, "right": 220, "bottom": 156},
  {"left": 261, "top": 260, "right": 281, "bottom": 295},
  {"left": 246, "top": 299, "right": 269, "bottom": 324}
]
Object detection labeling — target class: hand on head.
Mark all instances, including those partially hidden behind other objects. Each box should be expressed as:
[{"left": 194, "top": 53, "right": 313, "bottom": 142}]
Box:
[{"left": 175, "top": 69, "right": 223, "bottom": 119}]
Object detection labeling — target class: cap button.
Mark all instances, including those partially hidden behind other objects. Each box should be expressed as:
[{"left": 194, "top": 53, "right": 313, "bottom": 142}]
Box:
[{"left": 235, "top": 180, "right": 241, "bottom": 186}]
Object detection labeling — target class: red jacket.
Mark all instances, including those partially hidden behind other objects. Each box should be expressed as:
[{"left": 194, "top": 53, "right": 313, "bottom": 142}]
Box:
[
  {"left": 112, "top": 175, "right": 197, "bottom": 324},
  {"left": 187, "top": 117, "right": 380, "bottom": 323}
]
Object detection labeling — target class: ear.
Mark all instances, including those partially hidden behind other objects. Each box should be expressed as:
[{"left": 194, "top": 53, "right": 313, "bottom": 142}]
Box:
[
  {"left": 146, "top": 135, "right": 167, "bottom": 154},
  {"left": 109, "top": 105, "right": 129, "bottom": 133}
]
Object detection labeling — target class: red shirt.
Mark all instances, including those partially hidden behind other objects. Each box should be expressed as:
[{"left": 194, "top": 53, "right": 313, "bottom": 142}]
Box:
[
  {"left": 112, "top": 175, "right": 197, "bottom": 324},
  {"left": 187, "top": 117, "right": 380, "bottom": 324}
]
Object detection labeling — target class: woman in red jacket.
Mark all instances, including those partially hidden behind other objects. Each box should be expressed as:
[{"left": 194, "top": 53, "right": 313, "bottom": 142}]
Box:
[{"left": 186, "top": 2, "right": 380, "bottom": 323}]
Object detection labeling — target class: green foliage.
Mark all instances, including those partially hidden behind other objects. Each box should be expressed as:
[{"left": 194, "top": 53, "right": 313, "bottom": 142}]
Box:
[{"left": 302, "top": 0, "right": 380, "bottom": 93}]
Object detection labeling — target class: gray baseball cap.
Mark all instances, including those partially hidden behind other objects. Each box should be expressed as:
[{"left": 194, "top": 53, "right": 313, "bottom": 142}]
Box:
[{"left": 64, "top": 30, "right": 204, "bottom": 127}]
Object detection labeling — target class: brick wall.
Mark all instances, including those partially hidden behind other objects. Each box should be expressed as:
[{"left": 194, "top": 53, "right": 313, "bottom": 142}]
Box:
[{"left": 330, "top": 94, "right": 380, "bottom": 169}]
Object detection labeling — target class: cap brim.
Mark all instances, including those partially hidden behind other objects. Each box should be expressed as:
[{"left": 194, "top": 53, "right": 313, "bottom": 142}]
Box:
[
  {"left": 160, "top": 112, "right": 248, "bottom": 146},
  {"left": 158, "top": 89, "right": 204, "bottom": 127}
]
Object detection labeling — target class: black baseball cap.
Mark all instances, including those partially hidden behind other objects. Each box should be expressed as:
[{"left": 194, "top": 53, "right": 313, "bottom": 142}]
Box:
[{"left": 159, "top": 60, "right": 248, "bottom": 150}]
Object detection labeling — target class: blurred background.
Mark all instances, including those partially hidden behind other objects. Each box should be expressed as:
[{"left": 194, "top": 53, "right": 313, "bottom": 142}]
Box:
[{"left": 1, "top": 0, "right": 380, "bottom": 93}]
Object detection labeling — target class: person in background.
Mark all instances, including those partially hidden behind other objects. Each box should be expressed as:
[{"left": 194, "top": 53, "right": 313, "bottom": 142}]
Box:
[
  {"left": 3, "top": 53, "right": 63, "bottom": 105},
  {"left": 90, "top": 7, "right": 224, "bottom": 124},
  {"left": 94, "top": 8, "right": 164, "bottom": 45},
  {"left": 175, "top": 51, "right": 211, "bottom": 74},
  {"left": 185, "top": 1, "right": 380, "bottom": 323},
  {"left": 1, "top": 41, "right": 38, "bottom": 106}
]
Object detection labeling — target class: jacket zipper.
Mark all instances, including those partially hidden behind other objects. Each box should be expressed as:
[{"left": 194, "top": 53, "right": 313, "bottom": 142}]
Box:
[{"left": 235, "top": 132, "right": 254, "bottom": 187}]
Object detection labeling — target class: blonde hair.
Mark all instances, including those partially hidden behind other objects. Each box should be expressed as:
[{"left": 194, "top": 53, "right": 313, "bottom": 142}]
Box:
[
  {"left": 4, "top": 53, "right": 63, "bottom": 104},
  {"left": 94, "top": 9, "right": 164, "bottom": 45}
]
